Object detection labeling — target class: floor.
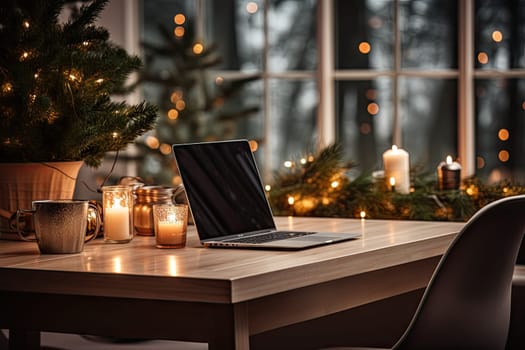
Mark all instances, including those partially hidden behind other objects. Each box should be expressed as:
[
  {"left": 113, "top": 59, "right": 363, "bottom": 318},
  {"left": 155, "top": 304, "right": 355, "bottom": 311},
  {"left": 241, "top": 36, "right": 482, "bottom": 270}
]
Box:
[{"left": 1, "top": 330, "right": 208, "bottom": 349}]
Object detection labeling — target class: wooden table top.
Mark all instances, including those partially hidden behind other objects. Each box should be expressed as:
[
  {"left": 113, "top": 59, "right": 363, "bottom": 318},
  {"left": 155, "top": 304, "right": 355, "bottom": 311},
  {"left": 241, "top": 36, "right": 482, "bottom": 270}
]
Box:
[{"left": 0, "top": 217, "right": 465, "bottom": 304}]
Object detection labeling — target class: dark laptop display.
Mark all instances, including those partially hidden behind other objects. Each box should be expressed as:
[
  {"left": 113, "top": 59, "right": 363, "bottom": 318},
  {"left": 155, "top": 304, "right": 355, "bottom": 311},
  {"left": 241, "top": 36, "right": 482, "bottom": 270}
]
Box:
[{"left": 172, "top": 140, "right": 359, "bottom": 249}]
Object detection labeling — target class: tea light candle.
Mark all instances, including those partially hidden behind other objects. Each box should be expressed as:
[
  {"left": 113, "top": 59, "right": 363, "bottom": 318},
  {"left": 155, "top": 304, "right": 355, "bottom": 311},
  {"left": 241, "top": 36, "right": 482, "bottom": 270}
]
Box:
[
  {"left": 154, "top": 204, "right": 188, "bottom": 248},
  {"left": 383, "top": 145, "right": 410, "bottom": 194},
  {"left": 437, "top": 155, "right": 462, "bottom": 190}
]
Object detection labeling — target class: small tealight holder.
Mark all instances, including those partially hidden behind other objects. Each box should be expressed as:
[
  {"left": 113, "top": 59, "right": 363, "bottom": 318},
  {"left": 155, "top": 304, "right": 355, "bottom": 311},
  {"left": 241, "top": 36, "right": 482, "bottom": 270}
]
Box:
[
  {"left": 437, "top": 156, "right": 462, "bottom": 190},
  {"left": 102, "top": 185, "right": 133, "bottom": 243},
  {"left": 153, "top": 204, "right": 188, "bottom": 249}
]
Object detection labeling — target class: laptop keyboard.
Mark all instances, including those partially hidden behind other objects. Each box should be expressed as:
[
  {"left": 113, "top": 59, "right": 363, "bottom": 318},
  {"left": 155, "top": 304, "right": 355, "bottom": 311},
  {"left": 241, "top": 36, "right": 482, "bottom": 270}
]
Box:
[{"left": 226, "top": 231, "right": 316, "bottom": 244}]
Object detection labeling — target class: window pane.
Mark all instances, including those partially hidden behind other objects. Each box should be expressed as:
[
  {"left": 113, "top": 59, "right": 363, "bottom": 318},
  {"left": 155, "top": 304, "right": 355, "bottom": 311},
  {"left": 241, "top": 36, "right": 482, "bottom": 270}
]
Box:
[
  {"left": 336, "top": 79, "right": 394, "bottom": 174},
  {"left": 475, "top": 79, "right": 525, "bottom": 181},
  {"left": 335, "top": 0, "right": 394, "bottom": 70},
  {"left": 268, "top": 80, "right": 318, "bottom": 171},
  {"left": 475, "top": 0, "right": 525, "bottom": 69},
  {"left": 267, "top": 0, "right": 317, "bottom": 72},
  {"left": 400, "top": 0, "right": 458, "bottom": 69},
  {"left": 400, "top": 78, "right": 457, "bottom": 174},
  {"left": 206, "top": 0, "right": 264, "bottom": 71},
  {"left": 142, "top": 1, "right": 197, "bottom": 46}
]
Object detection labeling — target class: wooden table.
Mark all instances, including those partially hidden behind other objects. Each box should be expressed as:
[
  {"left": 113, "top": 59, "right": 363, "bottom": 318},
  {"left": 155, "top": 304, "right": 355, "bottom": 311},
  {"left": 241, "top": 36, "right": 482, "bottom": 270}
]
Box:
[{"left": 0, "top": 217, "right": 465, "bottom": 349}]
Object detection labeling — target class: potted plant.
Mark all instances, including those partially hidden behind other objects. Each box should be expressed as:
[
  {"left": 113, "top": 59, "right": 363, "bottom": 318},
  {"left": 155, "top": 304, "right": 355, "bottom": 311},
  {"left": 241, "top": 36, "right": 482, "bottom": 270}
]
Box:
[{"left": 0, "top": 0, "right": 158, "bottom": 231}]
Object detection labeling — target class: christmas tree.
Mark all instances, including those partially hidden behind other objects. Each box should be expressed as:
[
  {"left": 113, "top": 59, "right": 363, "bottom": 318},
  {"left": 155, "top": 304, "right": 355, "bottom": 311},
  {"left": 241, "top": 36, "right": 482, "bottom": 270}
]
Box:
[
  {"left": 134, "top": 16, "right": 258, "bottom": 184},
  {"left": 0, "top": 0, "right": 158, "bottom": 167}
]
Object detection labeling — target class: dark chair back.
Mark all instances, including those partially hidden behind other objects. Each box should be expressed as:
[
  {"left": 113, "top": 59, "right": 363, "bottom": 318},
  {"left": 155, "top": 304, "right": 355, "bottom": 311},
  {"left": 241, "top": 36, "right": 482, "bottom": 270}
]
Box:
[{"left": 394, "top": 195, "right": 525, "bottom": 350}]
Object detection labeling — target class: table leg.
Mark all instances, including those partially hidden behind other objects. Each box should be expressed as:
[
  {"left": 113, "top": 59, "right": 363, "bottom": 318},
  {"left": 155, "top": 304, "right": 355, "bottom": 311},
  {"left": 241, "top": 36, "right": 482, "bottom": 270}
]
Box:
[
  {"left": 8, "top": 329, "right": 40, "bottom": 350},
  {"left": 209, "top": 303, "right": 250, "bottom": 350}
]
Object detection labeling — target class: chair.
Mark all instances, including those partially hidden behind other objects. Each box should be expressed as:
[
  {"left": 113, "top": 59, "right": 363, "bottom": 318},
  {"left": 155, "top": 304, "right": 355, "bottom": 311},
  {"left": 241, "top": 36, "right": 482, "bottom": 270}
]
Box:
[{"left": 325, "top": 195, "right": 525, "bottom": 350}]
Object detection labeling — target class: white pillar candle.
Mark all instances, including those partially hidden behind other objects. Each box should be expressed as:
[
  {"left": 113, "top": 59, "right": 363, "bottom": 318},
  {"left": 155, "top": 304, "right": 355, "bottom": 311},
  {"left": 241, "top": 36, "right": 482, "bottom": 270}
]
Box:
[
  {"left": 383, "top": 145, "right": 410, "bottom": 194},
  {"left": 104, "top": 204, "right": 131, "bottom": 241}
]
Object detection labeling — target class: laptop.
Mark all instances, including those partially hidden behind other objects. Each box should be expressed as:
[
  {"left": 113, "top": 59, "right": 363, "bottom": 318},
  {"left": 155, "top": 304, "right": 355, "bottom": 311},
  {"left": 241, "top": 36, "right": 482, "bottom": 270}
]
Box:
[{"left": 172, "top": 139, "right": 360, "bottom": 249}]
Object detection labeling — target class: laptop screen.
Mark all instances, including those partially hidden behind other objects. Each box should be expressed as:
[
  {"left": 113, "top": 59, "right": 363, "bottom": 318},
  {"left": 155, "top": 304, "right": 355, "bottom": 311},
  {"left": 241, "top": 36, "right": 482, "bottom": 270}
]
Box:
[{"left": 172, "top": 140, "right": 276, "bottom": 240}]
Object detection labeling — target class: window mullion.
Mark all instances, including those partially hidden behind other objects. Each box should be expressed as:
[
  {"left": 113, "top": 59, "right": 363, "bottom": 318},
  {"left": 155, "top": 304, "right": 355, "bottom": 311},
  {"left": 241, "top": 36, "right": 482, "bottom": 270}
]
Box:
[
  {"left": 317, "top": 0, "right": 335, "bottom": 149},
  {"left": 458, "top": 0, "right": 475, "bottom": 177}
]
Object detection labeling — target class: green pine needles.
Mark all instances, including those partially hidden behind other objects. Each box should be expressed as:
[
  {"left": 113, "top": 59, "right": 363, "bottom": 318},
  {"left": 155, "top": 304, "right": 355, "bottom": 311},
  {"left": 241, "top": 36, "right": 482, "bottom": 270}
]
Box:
[{"left": 0, "top": 0, "right": 158, "bottom": 167}]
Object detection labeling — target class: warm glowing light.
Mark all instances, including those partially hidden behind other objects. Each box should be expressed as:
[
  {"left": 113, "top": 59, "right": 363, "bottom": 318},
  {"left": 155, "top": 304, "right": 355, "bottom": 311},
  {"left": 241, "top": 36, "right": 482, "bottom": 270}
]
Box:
[
  {"left": 95, "top": 78, "right": 104, "bottom": 83},
  {"left": 288, "top": 196, "right": 295, "bottom": 205},
  {"left": 246, "top": 2, "right": 258, "bottom": 14},
  {"left": 477, "top": 52, "right": 489, "bottom": 64},
  {"left": 360, "top": 123, "right": 371, "bottom": 135},
  {"left": 265, "top": 185, "right": 271, "bottom": 192},
  {"left": 160, "top": 143, "right": 172, "bottom": 155},
  {"left": 174, "top": 26, "right": 185, "bottom": 37},
  {"left": 367, "top": 102, "right": 379, "bottom": 115},
  {"left": 284, "top": 160, "right": 293, "bottom": 168},
  {"left": 34, "top": 73, "right": 39, "bottom": 79},
  {"left": 358, "top": 42, "right": 371, "bottom": 54},
  {"left": 476, "top": 156, "right": 485, "bottom": 169},
  {"left": 193, "top": 42, "right": 204, "bottom": 55},
  {"left": 20, "top": 51, "right": 29, "bottom": 60},
  {"left": 498, "top": 128, "right": 509, "bottom": 141},
  {"left": 360, "top": 211, "right": 366, "bottom": 219},
  {"left": 170, "top": 90, "right": 183, "bottom": 103},
  {"left": 145, "top": 135, "right": 160, "bottom": 149},
  {"left": 331, "top": 181, "right": 339, "bottom": 188},
  {"left": 492, "top": 30, "right": 503, "bottom": 42},
  {"left": 168, "top": 256, "right": 178, "bottom": 276},
  {"left": 498, "top": 150, "right": 510, "bottom": 162},
  {"left": 82, "top": 41, "right": 90, "bottom": 47},
  {"left": 392, "top": 145, "right": 398, "bottom": 152},
  {"left": 248, "top": 139, "right": 258, "bottom": 152},
  {"left": 174, "top": 13, "right": 186, "bottom": 25},
  {"left": 389, "top": 177, "right": 396, "bottom": 187},
  {"left": 215, "top": 76, "right": 224, "bottom": 85},
  {"left": 446, "top": 155, "right": 453, "bottom": 165},
  {"left": 168, "top": 109, "right": 179, "bottom": 120},
  {"left": 23, "top": 21, "right": 30, "bottom": 28},
  {"left": 175, "top": 100, "right": 186, "bottom": 111},
  {"left": 300, "top": 158, "right": 307, "bottom": 165},
  {"left": 2, "top": 83, "right": 13, "bottom": 93},
  {"left": 308, "top": 155, "right": 314, "bottom": 162},
  {"left": 466, "top": 186, "right": 476, "bottom": 196},
  {"left": 112, "top": 257, "right": 122, "bottom": 273}
]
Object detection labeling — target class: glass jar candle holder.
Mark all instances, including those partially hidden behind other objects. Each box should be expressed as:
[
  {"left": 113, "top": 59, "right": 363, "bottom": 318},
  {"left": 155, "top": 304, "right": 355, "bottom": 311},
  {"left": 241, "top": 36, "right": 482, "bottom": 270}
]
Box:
[
  {"left": 153, "top": 204, "right": 188, "bottom": 248},
  {"left": 134, "top": 186, "right": 176, "bottom": 236},
  {"left": 102, "top": 185, "right": 133, "bottom": 243}
]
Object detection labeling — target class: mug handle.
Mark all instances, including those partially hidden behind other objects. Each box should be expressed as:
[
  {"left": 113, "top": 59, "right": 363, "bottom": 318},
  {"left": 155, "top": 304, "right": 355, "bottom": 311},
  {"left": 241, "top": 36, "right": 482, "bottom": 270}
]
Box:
[
  {"left": 85, "top": 202, "right": 101, "bottom": 243},
  {"left": 15, "top": 209, "right": 37, "bottom": 242}
]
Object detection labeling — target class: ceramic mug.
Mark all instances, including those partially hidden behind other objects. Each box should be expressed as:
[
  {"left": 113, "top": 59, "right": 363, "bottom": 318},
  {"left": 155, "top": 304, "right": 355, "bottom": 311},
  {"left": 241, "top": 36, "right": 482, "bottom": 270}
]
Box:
[{"left": 16, "top": 200, "right": 101, "bottom": 254}]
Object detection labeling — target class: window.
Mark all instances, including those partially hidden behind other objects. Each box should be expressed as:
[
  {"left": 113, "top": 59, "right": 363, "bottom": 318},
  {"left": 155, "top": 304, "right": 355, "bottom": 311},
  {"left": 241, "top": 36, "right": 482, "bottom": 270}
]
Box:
[{"left": 137, "top": 0, "right": 525, "bottom": 185}]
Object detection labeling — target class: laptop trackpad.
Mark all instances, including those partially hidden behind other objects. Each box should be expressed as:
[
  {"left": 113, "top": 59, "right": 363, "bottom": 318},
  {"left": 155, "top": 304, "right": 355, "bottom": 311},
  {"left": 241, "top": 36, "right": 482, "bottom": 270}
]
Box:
[{"left": 292, "top": 234, "right": 341, "bottom": 242}]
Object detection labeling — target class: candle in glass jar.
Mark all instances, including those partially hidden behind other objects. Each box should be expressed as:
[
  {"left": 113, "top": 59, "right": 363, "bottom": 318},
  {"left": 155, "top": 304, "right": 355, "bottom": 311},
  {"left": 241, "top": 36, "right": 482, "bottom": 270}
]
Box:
[
  {"left": 104, "top": 204, "right": 131, "bottom": 241},
  {"left": 437, "top": 155, "right": 462, "bottom": 190},
  {"left": 154, "top": 204, "right": 188, "bottom": 248},
  {"left": 102, "top": 185, "right": 133, "bottom": 243},
  {"left": 383, "top": 145, "right": 410, "bottom": 194}
]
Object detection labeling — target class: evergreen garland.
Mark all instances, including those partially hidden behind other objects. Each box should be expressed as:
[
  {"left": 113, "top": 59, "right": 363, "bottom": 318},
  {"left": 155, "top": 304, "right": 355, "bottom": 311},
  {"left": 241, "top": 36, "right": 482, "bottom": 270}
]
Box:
[
  {"left": 0, "top": 0, "right": 159, "bottom": 167},
  {"left": 268, "top": 144, "right": 525, "bottom": 221}
]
